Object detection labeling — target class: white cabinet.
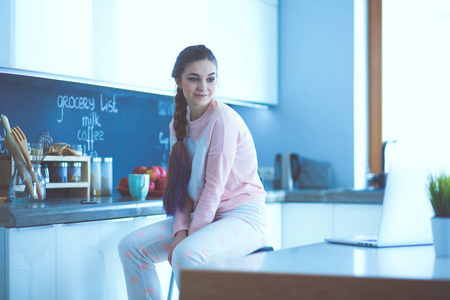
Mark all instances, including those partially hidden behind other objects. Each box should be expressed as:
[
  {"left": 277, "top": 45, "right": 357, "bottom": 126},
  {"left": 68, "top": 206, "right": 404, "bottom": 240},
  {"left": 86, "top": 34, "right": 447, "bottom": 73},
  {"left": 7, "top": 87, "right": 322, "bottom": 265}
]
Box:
[
  {"left": 113, "top": 0, "right": 209, "bottom": 91},
  {"left": 3, "top": 225, "right": 57, "bottom": 300},
  {"left": 114, "top": 0, "right": 278, "bottom": 105},
  {"left": 206, "top": 0, "right": 278, "bottom": 105},
  {"left": 3, "top": 0, "right": 278, "bottom": 105},
  {"left": 332, "top": 204, "right": 382, "bottom": 238},
  {"left": 282, "top": 203, "right": 383, "bottom": 249},
  {"left": 266, "top": 202, "right": 282, "bottom": 250},
  {"left": 282, "top": 203, "right": 333, "bottom": 248},
  {"left": 56, "top": 217, "right": 134, "bottom": 300}
]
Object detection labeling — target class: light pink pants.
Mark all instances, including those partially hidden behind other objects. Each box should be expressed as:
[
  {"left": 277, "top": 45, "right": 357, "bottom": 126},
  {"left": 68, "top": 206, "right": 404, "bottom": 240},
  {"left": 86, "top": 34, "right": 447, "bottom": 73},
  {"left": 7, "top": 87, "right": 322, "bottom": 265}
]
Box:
[{"left": 118, "top": 201, "right": 268, "bottom": 300}]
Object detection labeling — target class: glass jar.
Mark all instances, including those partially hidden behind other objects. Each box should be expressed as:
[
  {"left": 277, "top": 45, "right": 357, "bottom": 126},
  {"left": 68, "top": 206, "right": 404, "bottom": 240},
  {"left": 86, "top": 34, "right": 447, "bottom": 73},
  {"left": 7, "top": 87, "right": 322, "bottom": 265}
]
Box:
[
  {"left": 42, "top": 163, "right": 50, "bottom": 183},
  {"left": 68, "top": 162, "right": 82, "bottom": 182},
  {"left": 101, "top": 157, "right": 113, "bottom": 196},
  {"left": 9, "top": 164, "right": 46, "bottom": 202},
  {"left": 91, "top": 157, "right": 102, "bottom": 196},
  {"left": 49, "top": 162, "right": 68, "bottom": 183}
]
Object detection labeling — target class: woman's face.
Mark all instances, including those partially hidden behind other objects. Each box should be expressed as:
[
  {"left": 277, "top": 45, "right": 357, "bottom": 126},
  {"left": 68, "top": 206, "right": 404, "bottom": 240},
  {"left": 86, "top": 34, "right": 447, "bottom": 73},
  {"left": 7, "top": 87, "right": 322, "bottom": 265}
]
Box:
[{"left": 177, "top": 59, "right": 217, "bottom": 109}]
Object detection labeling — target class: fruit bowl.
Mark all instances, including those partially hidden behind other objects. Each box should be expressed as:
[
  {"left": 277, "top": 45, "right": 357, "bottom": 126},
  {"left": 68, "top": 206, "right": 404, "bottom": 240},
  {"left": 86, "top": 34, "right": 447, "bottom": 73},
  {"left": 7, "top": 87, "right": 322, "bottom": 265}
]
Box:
[
  {"left": 116, "top": 187, "right": 131, "bottom": 197},
  {"left": 116, "top": 187, "right": 163, "bottom": 198},
  {"left": 147, "top": 191, "right": 164, "bottom": 197}
]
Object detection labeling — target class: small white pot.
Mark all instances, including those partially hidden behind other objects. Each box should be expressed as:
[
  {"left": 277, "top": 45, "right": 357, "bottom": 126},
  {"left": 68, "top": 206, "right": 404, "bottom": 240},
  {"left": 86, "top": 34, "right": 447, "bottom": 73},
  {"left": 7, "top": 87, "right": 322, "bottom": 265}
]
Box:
[{"left": 431, "top": 217, "right": 450, "bottom": 258}]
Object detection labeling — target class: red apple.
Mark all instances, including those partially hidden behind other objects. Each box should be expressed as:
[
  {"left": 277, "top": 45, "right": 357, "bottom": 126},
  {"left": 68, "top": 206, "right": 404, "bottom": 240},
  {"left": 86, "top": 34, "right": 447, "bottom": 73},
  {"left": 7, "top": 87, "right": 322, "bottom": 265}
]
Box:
[
  {"left": 155, "top": 177, "right": 166, "bottom": 191},
  {"left": 145, "top": 166, "right": 161, "bottom": 182},
  {"left": 133, "top": 166, "right": 147, "bottom": 174},
  {"left": 156, "top": 166, "right": 167, "bottom": 178},
  {"left": 148, "top": 180, "right": 155, "bottom": 192},
  {"left": 118, "top": 177, "right": 129, "bottom": 189}
]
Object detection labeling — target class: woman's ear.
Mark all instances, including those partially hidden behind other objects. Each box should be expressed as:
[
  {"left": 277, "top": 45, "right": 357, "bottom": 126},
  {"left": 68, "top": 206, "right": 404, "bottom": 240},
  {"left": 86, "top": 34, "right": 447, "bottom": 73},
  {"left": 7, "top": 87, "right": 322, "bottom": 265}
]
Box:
[{"left": 175, "top": 78, "right": 182, "bottom": 90}]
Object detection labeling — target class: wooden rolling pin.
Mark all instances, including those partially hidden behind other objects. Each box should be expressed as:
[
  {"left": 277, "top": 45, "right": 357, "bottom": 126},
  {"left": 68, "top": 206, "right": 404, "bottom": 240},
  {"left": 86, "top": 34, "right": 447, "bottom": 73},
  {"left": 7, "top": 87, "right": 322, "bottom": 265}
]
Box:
[{"left": 1, "top": 115, "right": 38, "bottom": 200}]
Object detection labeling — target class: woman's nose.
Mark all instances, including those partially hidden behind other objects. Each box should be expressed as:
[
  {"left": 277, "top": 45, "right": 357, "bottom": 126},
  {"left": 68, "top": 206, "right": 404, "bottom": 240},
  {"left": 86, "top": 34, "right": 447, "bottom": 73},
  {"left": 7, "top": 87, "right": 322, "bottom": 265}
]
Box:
[{"left": 197, "top": 80, "right": 207, "bottom": 90}]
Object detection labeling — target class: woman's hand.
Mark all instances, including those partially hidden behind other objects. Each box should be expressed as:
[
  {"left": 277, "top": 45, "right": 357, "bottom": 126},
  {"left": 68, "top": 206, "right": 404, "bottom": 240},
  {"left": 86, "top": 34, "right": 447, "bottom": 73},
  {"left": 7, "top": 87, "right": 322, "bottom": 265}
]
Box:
[{"left": 168, "top": 230, "right": 187, "bottom": 265}]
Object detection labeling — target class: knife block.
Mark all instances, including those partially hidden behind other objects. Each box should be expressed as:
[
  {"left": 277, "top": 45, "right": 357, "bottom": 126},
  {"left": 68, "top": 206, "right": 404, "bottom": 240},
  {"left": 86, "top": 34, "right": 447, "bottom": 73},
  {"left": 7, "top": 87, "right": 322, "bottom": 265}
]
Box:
[{"left": 0, "top": 155, "right": 91, "bottom": 199}]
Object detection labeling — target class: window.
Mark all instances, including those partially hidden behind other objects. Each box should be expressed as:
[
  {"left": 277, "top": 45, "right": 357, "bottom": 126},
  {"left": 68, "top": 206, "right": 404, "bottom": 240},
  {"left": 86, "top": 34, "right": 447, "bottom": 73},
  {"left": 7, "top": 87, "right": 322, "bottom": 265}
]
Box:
[{"left": 370, "top": 0, "right": 450, "bottom": 174}]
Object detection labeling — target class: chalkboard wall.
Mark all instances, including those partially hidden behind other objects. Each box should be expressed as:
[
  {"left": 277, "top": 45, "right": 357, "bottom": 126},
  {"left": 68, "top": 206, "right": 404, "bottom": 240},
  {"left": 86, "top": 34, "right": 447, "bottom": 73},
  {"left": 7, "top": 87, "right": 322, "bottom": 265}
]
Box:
[{"left": 0, "top": 69, "right": 174, "bottom": 193}]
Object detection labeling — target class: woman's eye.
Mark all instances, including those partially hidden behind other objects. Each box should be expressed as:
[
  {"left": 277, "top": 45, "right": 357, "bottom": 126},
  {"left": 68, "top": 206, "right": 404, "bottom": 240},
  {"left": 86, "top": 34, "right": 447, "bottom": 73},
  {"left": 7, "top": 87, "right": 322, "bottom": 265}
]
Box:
[
  {"left": 207, "top": 78, "right": 215, "bottom": 82},
  {"left": 188, "top": 78, "right": 198, "bottom": 82}
]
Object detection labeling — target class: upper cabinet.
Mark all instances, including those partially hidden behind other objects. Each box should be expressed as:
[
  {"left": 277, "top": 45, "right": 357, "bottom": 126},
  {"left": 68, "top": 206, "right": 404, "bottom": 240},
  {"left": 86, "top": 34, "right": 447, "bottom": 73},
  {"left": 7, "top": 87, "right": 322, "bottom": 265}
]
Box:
[
  {"left": 1, "top": 0, "right": 278, "bottom": 106},
  {"left": 206, "top": 0, "right": 279, "bottom": 105}
]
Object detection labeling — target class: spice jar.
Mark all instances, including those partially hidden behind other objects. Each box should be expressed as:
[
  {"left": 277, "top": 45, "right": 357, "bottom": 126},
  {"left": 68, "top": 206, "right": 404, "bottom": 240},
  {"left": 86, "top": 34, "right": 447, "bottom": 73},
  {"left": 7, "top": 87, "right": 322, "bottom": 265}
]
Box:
[
  {"left": 101, "top": 157, "right": 113, "bottom": 196},
  {"left": 42, "top": 163, "right": 50, "bottom": 183},
  {"left": 91, "top": 157, "right": 102, "bottom": 196},
  {"left": 49, "top": 162, "right": 68, "bottom": 183},
  {"left": 68, "top": 162, "right": 82, "bottom": 182}
]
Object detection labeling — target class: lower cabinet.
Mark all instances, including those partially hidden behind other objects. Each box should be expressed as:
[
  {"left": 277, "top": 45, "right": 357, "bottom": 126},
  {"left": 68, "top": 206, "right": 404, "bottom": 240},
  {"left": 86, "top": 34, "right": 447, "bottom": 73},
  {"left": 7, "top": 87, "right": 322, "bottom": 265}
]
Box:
[
  {"left": 282, "top": 203, "right": 333, "bottom": 248},
  {"left": 56, "top": 217, "right": 135, "bottom": 300},
  {"left": 1, "top": 215, "right": 171, "bottom": 300},
  {"left": 282, "top": 203, "right": 382, "bottom": 248},
  {"left": 333, "top": 203, "right": 382, "bottom": 238},
  {"left": 266, "top": 203, "right": 282, "bottom": 250},
  {"left": 3, "top": 225, "right": 57, "bottom": 300}
]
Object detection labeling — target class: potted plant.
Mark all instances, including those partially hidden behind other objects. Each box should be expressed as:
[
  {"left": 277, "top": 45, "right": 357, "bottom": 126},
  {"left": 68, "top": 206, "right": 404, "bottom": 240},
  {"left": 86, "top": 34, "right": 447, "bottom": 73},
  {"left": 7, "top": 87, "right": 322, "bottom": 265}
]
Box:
[{"left": 428, "top": 173, "right": 450, "bottom": 258}]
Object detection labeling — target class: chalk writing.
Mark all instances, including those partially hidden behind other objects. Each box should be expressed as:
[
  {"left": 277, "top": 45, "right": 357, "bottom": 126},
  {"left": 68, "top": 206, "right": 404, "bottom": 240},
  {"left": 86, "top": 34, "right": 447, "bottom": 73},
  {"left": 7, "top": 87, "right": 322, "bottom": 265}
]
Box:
[
  {"left": 56, "top": 93, "right": 118, "bottom": 156},
  {"left": 159, "top": 131, "right": 169, "bottom": 151},
  {"left": 57, "top": 95, "right": 95, "bottom": 123},
  {"left": 101, "top": 94, "right": 118, "bottom": 113},
  {"left": 158, "top": 101, "right": 174, "bottom": 116},
  {"left": 0, "top": 129, "right": 6, "bottom": 154}
]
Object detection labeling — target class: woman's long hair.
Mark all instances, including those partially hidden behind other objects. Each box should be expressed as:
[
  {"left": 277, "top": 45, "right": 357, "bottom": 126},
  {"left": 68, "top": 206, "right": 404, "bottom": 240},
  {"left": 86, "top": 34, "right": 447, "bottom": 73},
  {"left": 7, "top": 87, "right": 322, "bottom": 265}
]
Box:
[{"left": 163, "top": 45, "right": 217, "bottom": 216}]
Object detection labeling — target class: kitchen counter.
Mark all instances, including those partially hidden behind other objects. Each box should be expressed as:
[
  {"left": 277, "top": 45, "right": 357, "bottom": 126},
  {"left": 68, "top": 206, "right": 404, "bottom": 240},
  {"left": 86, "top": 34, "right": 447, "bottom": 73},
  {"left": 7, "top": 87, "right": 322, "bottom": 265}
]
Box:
[
  {"left": 0, "top": 188, "right": 382, "bottom": 228},
  {"left": 284, "top": 188, "right": 384, "bottom": 204},
  {"left": 0, "top": 196, "right": 166, "bottom": 228},
  {"left": 264, "top": 181, "right": 384, "bottom": 204}
]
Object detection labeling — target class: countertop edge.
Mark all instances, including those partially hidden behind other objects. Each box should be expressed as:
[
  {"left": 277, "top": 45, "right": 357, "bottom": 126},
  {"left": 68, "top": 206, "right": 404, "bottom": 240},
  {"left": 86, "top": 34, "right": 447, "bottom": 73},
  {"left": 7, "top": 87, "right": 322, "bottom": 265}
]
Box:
[{"left": 0, "top": 189, "right": 384, "bottom": 228}]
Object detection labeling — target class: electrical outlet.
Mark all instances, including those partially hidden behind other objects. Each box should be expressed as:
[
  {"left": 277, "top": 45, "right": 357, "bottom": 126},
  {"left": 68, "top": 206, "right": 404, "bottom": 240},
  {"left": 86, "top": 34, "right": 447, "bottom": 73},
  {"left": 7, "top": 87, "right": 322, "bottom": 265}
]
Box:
[{"left": 258, "top": 167, "right": 275, "bottom": 182}]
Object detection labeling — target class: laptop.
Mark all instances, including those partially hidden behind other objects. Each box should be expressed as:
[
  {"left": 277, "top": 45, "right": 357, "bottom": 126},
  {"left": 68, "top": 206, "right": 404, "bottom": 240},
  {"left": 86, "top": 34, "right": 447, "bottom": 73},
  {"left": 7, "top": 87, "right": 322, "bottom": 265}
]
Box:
[{"left": 325, "top": 152, "right": 436, "bottom": 248}]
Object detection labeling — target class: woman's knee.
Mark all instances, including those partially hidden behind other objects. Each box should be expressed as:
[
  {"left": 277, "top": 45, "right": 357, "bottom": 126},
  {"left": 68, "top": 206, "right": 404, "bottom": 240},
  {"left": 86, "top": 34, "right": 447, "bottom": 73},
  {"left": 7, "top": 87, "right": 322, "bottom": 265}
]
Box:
[
  {"left": 117, "top": 233, "right": 144, "bottom": 260},
  {"left": 171, "top": 242, "right": 206, "bottom": 269}
]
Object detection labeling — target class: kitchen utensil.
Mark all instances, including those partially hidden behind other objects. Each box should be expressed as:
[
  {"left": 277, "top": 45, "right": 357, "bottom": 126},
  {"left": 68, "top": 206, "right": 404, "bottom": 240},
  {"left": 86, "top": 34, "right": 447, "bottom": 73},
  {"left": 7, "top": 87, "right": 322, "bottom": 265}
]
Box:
[
  {"left": 32, "top": 131, "right": 53, "bottom": 164},
  {"left": 11, "top": 126, "right": 45, "bottom": 199},
  {"left": 1, "top": 115, "right": 37, "bottom": 200},
  {"left": 273, "top": 153, "right": 301, "bottom": 190}
]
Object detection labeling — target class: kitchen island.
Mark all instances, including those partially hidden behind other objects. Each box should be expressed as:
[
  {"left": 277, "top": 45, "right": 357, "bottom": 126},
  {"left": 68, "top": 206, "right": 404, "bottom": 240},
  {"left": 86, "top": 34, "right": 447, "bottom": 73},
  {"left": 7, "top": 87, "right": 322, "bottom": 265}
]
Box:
[{"left": 180, "top": 242, "right": 450, "bottom": 300}]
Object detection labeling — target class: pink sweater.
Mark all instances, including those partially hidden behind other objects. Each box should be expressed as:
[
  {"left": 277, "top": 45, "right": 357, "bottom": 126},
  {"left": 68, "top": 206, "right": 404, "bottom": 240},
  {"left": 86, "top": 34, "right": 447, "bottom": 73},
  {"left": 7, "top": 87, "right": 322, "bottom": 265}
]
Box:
[{"left": 170, "top": 99, "right": 266, "bottom": 235}]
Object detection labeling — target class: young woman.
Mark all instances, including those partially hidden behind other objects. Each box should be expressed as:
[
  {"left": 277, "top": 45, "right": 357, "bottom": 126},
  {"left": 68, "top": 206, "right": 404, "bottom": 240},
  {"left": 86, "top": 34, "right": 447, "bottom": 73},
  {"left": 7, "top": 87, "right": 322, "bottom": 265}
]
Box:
[{"left": 118, "top": 45, "right": 268, "bottom": 299}]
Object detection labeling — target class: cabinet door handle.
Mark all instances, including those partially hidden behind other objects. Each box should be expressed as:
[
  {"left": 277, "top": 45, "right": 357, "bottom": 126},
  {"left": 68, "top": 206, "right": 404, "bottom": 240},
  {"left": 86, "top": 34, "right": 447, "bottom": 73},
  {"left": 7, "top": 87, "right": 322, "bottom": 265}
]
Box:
[
  {"left": 18, "top": 224, "right": 55, "bottom": 231},
  {"left": 61, "top": 217, "right": 134, "bottom": 227},
  {"left": 104, "top": 217, "right": 134, "bottom": 223}
]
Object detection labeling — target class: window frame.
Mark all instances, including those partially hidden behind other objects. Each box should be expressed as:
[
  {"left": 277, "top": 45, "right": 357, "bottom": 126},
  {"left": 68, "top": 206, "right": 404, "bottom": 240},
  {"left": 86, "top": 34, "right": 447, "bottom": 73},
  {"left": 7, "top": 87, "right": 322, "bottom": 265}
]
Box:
[{"left": 369, "top": 0, "right": 382, "bottom": 174}]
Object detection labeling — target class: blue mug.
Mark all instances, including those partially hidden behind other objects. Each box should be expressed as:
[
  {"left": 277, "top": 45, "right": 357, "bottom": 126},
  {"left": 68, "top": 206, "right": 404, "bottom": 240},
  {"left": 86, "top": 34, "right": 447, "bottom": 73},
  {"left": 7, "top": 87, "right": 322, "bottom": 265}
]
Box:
[{"left": 128, "top": 174, "right": 149, "bottom": 200}]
